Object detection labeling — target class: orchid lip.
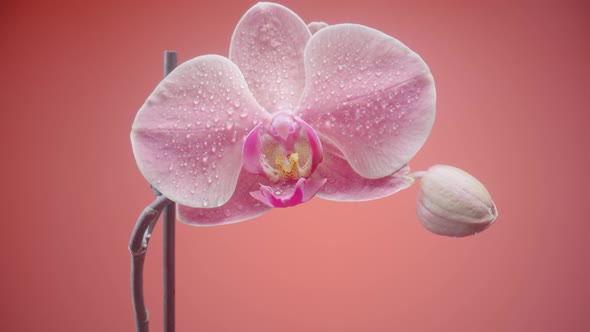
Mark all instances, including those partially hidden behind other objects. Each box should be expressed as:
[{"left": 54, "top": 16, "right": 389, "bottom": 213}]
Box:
[{"left": 250, "top": 177, "right": 327, "bottom": 208}]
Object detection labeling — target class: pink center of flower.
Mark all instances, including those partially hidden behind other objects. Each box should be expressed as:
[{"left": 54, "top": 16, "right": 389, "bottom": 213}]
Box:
[{"left": 243, "top": 112, "right": 326, "bottom": 208}]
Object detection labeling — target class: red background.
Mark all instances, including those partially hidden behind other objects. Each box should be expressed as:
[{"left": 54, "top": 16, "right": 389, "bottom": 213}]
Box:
[{"left": 2, "top": 0, "right": 589, "bottom": 331}]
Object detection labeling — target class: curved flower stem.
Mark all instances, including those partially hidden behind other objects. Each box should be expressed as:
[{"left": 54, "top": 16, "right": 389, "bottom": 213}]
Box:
[
  {"left": 162, "top": 50, "right": 178, "bottom": 332},
  {"left": 129, "top": 195, "right": 172, "bottom": 332}
]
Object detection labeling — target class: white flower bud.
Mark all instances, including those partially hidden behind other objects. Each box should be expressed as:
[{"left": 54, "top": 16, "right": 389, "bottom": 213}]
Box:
[{"left": 416, "top": 165, "right": 498, "bottom": 237}]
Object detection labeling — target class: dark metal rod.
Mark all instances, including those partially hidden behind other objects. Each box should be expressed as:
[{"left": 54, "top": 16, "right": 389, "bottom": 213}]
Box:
[
  {"left": 163, "top": 203, "right": 176, "bottom": 332},
  {"left": 162, "top": 50, "right": 178, "bottom": 332}
]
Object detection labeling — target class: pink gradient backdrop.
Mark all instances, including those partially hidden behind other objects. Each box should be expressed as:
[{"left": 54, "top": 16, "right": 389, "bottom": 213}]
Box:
[{"left": 1, "top": 0, "right": 589, "bottom": 331}]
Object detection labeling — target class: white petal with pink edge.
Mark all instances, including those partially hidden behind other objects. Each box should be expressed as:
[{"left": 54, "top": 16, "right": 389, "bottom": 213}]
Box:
[
  {"left": 229, "top": 2, "right": 311, "bottom": 114},
  {"left": 297, "top": 24, "right": 436, "bottom": 179},
  {"left": 131, "top": 55, "right": 270, "bottom": 208}
]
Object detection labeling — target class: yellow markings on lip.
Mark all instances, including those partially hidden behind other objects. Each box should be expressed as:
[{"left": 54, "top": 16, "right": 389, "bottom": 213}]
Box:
[{"left": 276, "top": 153, "right": 299, "bottom": 179}]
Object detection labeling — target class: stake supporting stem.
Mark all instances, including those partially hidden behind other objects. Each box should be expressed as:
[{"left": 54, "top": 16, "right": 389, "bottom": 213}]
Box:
[
  {"left": 162, "top": 50, "right": 177, "bottom": 332},
  {"left": 129, "top": 50, "right": 178, "bottom": 332}
]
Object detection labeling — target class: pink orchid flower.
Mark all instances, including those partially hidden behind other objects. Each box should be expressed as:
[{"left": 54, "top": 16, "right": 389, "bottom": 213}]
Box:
[{"left": 131, "top": 2, "right": 436, "bottom": 226}]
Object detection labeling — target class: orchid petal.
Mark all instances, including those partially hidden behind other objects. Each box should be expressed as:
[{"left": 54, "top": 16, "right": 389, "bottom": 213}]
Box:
[
  {"left": 229, "top": 2, "right": 311, "bottom": 114},
  {"left": 131, "top": 55, "right": 270, "bottom": 208},
  {"left": 308, "top": 21, "right": 328, "bottom": 34},
  {"left": 251, "top": 177, "right": 326, "bottom": 208},
  {"left": 178, "top": 171, "right": 272, "bottom": 226},
  {"left": 317, "top": 141, "right": 414, "bottom": 201},
  {"left": 298, "top": 24, "right": 436, "bottom": 179}
]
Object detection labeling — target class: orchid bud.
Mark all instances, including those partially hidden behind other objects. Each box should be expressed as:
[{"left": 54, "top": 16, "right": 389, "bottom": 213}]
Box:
[{"left": 416, "top": 165, "right": 498, "bottom": 237}]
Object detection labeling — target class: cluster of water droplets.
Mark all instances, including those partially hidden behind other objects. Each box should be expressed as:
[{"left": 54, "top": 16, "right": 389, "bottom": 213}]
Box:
[
  {"left": 231, "top": 7, "right": 308, "bottom": 114},
  {"left": 150, "top": 61, "right": 263, "bottom": 207},
  {"left": 300, "top": 34, "right": 429, "bottom": 150}
]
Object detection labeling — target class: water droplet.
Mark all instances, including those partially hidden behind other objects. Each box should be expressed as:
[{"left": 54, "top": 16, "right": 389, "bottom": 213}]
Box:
[
  {"left": 202, "top": 199, "right": 209, "bottom": 207},
  {"left": 226, "top": 108, "right": 234, "bottom": 115}
]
